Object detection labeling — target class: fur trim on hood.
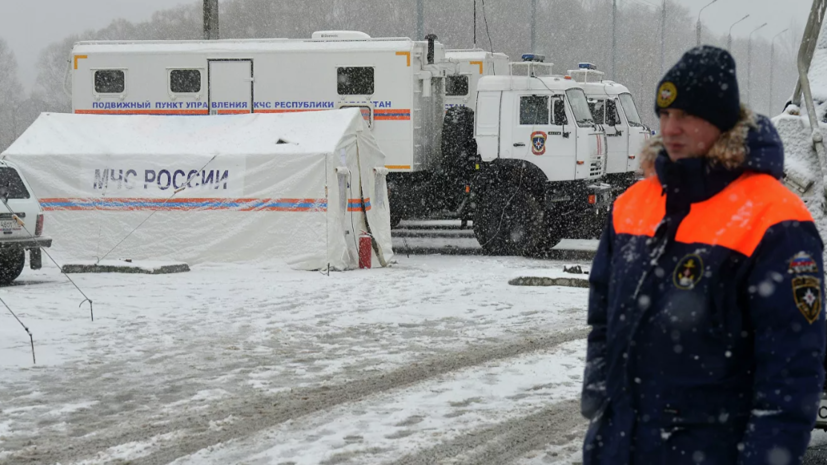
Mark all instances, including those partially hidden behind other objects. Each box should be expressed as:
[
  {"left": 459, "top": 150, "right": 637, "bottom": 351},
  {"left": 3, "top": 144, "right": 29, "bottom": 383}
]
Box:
[{"left": 639, "top": 106, "right": 758, "bottom": 177}]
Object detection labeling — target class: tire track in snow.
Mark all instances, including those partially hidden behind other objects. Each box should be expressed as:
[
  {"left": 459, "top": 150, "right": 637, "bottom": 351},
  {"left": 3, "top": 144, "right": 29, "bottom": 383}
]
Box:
[
  {"left": 8, "top": 328, "right": 588, "bottom": 465},
  {"left": 389, "top": 399, "right": 585, "bottom": 465}
]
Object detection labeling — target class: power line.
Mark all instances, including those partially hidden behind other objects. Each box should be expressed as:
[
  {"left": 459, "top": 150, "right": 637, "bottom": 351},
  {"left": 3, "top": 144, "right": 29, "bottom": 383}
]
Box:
[{"left": 480, "top": 0, "right": 494, "bottom": 52}]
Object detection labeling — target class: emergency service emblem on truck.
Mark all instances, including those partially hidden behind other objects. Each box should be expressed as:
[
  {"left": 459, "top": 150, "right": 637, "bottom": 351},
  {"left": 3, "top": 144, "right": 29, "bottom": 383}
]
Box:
[{"left": 531, "top": 131, "right": 546, "bottom": 155}]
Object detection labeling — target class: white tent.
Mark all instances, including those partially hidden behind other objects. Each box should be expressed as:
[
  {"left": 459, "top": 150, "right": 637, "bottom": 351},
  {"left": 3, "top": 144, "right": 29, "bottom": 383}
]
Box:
[{"left": 2, "top": 109, "right": 394, "bottom": 270}]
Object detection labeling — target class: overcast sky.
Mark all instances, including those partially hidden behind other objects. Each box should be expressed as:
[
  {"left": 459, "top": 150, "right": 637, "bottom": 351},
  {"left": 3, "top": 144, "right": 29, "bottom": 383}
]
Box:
[
  {"left": 630, "top": 0, "right": 813, "bottom": 40},
  {"left": 0, "top": 0, "right": 815, "bottom": 91}
]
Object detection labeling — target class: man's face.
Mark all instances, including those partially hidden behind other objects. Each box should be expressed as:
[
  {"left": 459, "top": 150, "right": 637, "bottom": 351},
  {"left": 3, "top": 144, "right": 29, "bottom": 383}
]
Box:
[{"left": 658, "top": 109, "right": 722, "bottom": 161}]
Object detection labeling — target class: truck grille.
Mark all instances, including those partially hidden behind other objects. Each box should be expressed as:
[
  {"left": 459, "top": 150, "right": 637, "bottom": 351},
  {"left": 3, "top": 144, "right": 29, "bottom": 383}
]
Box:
[{"left": 590, "top": 157, "right": 604, "bottom": 178}]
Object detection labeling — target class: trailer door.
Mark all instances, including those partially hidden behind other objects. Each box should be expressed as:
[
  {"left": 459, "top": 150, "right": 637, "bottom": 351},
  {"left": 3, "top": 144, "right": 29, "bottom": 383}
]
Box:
[{"left": 208, "top": 59, "right": 253, "bottom": 115}]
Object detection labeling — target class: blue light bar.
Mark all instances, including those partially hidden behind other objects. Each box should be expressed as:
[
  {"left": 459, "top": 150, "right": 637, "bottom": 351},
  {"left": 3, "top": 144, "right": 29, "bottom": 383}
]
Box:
[
  {"left": 522, "top": 54, "right": 546, "bottom": 62},
  {"left": 579, "top": 62, "right": 597, "bottom": 70}
]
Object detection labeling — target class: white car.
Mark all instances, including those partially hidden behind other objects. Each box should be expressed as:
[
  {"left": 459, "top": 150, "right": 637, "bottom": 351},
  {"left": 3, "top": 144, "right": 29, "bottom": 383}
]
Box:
[{"left": 0, "top": 160, "right": 52, "bottom": 283}]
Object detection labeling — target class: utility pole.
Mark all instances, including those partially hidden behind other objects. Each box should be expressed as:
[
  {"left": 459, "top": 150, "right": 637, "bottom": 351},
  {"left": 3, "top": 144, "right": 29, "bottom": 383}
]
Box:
[
  {"left": 612, "top": 0, "right": 617, "bottom": 80},
  {"left": 417, "top": 0, "right": 424, "bottom": 40},
  {"left": 473, "top": 0, "right": 477, "bottom": 48},
  {"left": 661, "top": 0, "right": 666, "bottom": 74},
  {"left": 531, "top": 0, "right": 537, "bottom": 52},
  {"left": 203, "top": 0, "right": 219, "bottom": 40},
  {"left": 696, "top": 0, "right": 718, "bottom": 47},
  {"left": 747, "top": 22, "right": 768, "bottom": 107},
  {"left": 727, "top": 14, "right": 750, "bottom": 51}
]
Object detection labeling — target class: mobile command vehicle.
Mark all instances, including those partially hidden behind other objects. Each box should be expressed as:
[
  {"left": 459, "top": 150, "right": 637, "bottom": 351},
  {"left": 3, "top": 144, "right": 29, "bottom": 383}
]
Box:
[
  {"left": 443, "top": 49, "right": 509, "bottom": 111},
  {"left": 70, "top": 34, "right": 608, "bottom": 255},
  {"left": 568, "top": 63, "right": 650, "bottom": 191},
  {"left": 469, "top": 57, "right": 610, "bottom": 255},
  {"left": 0, "top": 160, "right": 52, "bottom": 283},
  {"left": 70, "top": 32, "right": 453, "bottom": 226}
]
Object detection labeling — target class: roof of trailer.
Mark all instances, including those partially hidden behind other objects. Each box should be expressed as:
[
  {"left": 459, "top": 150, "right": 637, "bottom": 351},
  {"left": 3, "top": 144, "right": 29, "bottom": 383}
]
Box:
[
  {"left": 445, "top": 49, "right": 509, "bottom": 60},
  {"left": 73, "top": 37, "right": 432, "bottom": 54}
]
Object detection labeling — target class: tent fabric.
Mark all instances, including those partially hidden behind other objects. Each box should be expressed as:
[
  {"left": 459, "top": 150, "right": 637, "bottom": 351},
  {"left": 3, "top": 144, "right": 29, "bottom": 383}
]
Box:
[{"left": 2, "top": 109, "right": 394, "bottom": 270}]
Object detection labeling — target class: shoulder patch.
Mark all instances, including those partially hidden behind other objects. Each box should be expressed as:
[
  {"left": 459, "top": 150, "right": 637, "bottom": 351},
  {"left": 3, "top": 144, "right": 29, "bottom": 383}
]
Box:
[
  {"left": 789, "top": 252, "right": 819, "bottom": 275},
  {"left": 793, "top": 276, "right": 822, "bottom": 324}
]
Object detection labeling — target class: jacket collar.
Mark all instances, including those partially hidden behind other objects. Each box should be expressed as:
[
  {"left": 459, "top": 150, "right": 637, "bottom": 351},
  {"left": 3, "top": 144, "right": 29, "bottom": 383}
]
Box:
[
  {"left": 654, "top": 153, "right": 743, "bottom": 208},
  {"left": 639, "top": 107, "right": 785, "bottom": 208}
]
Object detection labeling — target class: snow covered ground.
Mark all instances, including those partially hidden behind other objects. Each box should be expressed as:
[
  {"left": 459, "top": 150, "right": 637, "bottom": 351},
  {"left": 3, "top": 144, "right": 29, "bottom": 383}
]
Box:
[{"left": 0, "top": 254, "right": 592, "bottom": 464}]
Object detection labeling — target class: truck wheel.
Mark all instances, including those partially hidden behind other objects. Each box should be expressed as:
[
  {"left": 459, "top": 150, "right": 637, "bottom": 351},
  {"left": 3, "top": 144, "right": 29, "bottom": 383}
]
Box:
[
  {"left": 0, "top": 248, "right": 25, "bottom": 284},
  {"left": 475, "top": 187, "right": 544, "bottom": 256},
  {"left": 535, "top": 214, "right": 564, "bottom": 256}
]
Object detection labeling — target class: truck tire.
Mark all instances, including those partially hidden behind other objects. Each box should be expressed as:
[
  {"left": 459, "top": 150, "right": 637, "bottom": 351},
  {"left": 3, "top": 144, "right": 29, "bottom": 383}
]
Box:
[
  {"left": 0, "top": 248, "right": 25, "bottom": 284},
  {"left": 474, "top": 186, "right": 544, "bottom": 256},
  {"left": 535, "top": 214, "right": 564, "bottom": 255}
]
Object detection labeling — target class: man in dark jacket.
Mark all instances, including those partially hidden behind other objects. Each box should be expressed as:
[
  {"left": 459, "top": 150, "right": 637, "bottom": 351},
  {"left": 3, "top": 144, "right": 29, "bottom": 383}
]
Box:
[{"left": 581, "top": 45, "right": 826, "bottom": 465}]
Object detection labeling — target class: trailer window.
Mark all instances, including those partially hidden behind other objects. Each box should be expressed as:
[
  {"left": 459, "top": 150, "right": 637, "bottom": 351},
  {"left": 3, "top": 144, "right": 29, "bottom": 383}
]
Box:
[
  {"left": 519, "top": 95, "right": 549, "bottom": 125},
  {"left": 94, "top": 70, "right": 125, "bottom": 94},
  {"left": 619, "top": 93, "right": 643, "bottom": 127},
  {"left": 446, "top": 75, "right": 469, "bottom": 96},
  {"left": 0, "top": 168, "right": 30, "bottom": 199},
  {"left": 552, "top": 97, "right": 568, "bottom": 125},
  {"left": 170, "top": 69, "right": 202, "bottom": 93},
  {"left": 337, "top": 67, "right": 374, "bottom": 95}
]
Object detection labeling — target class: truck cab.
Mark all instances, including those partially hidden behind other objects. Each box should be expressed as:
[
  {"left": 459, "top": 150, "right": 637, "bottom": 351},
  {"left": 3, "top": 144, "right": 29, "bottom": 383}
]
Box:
[
  {"left": 569, "top": 63, "right": 649, "bottom": 192},
  {"left": 471, "top": 56, "right": 610, "bottom": 255}
]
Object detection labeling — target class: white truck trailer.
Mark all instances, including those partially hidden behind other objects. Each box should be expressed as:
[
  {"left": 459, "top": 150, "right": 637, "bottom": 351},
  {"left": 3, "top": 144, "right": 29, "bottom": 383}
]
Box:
[{"left": 71, "top": 31, "right": 446, "bottom": 177}]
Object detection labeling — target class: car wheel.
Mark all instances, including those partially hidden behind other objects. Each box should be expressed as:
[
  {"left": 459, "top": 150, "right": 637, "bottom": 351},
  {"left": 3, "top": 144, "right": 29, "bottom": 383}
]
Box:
[{"left": 0, "top": 248, "right": 25, "bottom": 284}]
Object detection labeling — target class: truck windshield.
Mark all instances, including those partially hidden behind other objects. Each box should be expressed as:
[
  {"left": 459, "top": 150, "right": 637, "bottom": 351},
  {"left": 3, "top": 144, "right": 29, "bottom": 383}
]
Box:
[
  {"left": 619, "top": 93, "right": 643, "bottom": 127},
  {"left": 565, "top": 89, "right": 594, "bottom": 128}
]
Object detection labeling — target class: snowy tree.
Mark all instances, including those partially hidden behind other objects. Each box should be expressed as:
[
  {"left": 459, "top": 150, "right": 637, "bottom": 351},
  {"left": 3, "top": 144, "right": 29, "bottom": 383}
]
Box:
[
  {"left": 32, "top": 35, "right": 77, "bottom": 115},
  {"left": 0, "top": 38, "right": 25, "bottom": 151}
]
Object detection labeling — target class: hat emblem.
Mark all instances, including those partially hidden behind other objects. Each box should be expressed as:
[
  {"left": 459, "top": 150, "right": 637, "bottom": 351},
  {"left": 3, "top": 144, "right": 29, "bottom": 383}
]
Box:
[{"left": 657, "top": 82, "right": 678, "bottom": 108}]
